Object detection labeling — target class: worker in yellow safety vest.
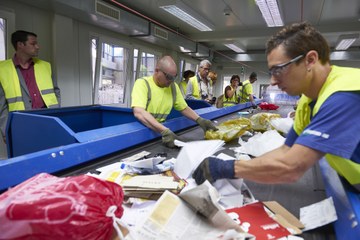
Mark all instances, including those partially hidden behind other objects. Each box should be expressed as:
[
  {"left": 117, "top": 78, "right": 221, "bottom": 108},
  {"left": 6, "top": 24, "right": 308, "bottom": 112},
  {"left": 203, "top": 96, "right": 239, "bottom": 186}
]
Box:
[
  {"left": 223, "top": 75, "right": 241, "bottom": 107},
  {"left": 238, "top": 71, "right": 257, "bottom": 108},
  {"left": 186, "top": 59, "right": 214, "bottom": 104},
  {"left": 178, "top": 70, "right": 195, "bottom": 98},
  {"left": 193, "top": 22, "right": 360, "bottom": 192},
  {"left": 131, "top": 56, "right": 217, "bottom": 148},
  {"left": 0, "top": 30, "right": 60, "bottom": 144}
]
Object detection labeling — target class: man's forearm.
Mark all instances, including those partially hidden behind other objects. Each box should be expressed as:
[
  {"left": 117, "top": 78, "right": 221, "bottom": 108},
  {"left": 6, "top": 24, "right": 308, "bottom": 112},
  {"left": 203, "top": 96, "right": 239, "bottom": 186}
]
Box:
[
  {"left": 234, "top": 144, "right": 322, "bottom": 184},
  {"left": 234, "top": 147, "right": 291, "bottom": 183}
]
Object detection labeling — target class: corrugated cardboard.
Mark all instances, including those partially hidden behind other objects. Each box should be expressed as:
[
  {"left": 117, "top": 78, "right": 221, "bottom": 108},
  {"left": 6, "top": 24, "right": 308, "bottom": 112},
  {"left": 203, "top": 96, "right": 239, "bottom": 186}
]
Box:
[{"left": 264, "top": 201, "right": 305, "bottom": 235}]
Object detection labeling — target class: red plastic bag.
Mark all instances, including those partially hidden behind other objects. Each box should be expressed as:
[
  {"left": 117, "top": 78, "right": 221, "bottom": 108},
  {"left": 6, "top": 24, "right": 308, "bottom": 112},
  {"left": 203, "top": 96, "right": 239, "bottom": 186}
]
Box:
[
  {"left": 259, "top": 102, "right": 279, "bottom": 110},
  {"left": 0, "top": 173, "right": 125, "bottom": 240}
]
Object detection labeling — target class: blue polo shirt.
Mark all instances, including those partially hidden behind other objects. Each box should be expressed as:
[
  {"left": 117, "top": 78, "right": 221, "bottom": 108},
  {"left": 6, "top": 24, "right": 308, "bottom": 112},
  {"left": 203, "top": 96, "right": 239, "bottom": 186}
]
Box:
[{"left": 285, "top": 92, "right": 360, "bottom": 163}]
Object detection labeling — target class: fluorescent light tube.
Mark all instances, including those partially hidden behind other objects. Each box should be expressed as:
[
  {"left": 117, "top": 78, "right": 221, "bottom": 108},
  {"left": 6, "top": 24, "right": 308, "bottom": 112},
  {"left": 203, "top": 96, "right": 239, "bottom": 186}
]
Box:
[
  {"left": 159, "top": 0, "right": 214, "bottom": 31},
  {"left": 255, "top": 0, "right": 283, "bottom": 27},
  {"left": 335, "top": 34, "right": 359, "bottom": 50},
  {"left": 224, "top": 43, "right": 246, "bottom": 53}
]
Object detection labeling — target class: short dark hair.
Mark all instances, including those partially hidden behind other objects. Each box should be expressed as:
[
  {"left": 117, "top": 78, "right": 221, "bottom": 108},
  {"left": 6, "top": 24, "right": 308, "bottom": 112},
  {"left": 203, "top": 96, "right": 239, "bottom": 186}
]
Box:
[
  {"left": 230, "top": 74, "right": 240, "bottom": 83},
  {"left": 183, "top": 70, "right": 195, "bottom": 79},
  {"left": 249, "top": 72, "right": 257, "bottom": 79},
  {"left": 11, "top": 30, "right": 37, "bottom": 50},
  {"left": 266, "top": 22, "right": 330, "bottom": 64}
]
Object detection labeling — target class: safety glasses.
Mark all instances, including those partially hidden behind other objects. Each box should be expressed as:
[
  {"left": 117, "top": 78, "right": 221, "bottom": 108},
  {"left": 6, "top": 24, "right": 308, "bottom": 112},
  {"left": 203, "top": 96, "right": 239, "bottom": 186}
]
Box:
[{"left": 268, "top": 54, "right": 304, "bottom": 77}]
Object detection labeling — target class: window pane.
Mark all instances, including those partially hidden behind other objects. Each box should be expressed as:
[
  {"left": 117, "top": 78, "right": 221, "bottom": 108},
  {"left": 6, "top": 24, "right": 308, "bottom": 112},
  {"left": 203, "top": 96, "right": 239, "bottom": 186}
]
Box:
[
  {"left": 223, "top": 75, "right": 231, "bottom": 93},
  {"left": 91, "top": 40, "right": 129, "bottom": 105},
  {"left": 179, "top": 59, "right": 185, "bottom": 81},
  {"left": 91, "top": 38, "right": 98, "bottom": 95},
  {"left": 184, "top": 62, "right": 196, "bottom": 72},
  {"left": 133, "top": 48, "right": 138, "bottom": 81},
  {"left": 139, "top": 52, "right": 156, "bottom": 78},
  {"left": 0, "top": 18, "right": 6, "bottom": 60}
]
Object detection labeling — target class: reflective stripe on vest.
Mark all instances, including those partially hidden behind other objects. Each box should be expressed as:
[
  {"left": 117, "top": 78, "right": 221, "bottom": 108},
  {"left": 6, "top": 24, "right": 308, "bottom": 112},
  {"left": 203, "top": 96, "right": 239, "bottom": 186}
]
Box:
[
  {"left": 294, "top": 65, "right": 360, "bottom": 189},
  {"left": 142, "top": 78, "right": 176, "bottom": 122}
]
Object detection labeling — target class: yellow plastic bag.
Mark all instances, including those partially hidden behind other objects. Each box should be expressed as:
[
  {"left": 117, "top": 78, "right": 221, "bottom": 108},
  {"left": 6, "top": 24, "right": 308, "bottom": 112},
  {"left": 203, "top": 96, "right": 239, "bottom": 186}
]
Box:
[
  {"left": 205, "top": 117, "right": 251, "bottom": 142},
  {"left": 250, "top": 113, "right": 281, "bottom": 131}
]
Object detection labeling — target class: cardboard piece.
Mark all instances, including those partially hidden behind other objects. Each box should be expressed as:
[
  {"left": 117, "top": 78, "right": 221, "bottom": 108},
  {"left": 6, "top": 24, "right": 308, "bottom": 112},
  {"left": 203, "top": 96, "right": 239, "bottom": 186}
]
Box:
[
  {"left": 263, "top": 201, "right": 304, "bottom": 235},
  {"left": 226, "top": 202, "right": 291, "bottom": 240},
  {"left": 225, "top": 201, "right": 305, "bottom": 239},
  {"left": 264, "top": 201, "right": 305, "bottom": 229}
]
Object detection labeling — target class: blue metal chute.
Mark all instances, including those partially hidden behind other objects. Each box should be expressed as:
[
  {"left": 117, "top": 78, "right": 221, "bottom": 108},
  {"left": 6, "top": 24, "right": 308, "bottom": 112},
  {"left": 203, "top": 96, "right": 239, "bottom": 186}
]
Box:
[{"left": 1, "top": 102, "right": 256, "bottom": 191}]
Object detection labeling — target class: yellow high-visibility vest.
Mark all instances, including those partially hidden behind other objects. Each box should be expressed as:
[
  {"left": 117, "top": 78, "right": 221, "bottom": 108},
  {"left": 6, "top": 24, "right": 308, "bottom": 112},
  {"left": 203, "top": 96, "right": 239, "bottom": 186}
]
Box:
[
  {"left": 0, "top": 58, "right": 59, "bottom": 111},
  {"left": 223, "top": 86, "right": 238, "bottom": 107},
  {"left": 188, "top": 75, "right": 200, "bottom": 99},
  {"left": 294, "top": 65, "right": 360, "bottom": 190}
]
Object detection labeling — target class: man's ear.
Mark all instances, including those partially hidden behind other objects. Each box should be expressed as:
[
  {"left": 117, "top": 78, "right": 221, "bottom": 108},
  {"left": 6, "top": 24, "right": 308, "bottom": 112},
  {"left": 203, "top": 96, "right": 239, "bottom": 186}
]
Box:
[{"left": 305, "top": 50, "right": 318, "bottom": 68}]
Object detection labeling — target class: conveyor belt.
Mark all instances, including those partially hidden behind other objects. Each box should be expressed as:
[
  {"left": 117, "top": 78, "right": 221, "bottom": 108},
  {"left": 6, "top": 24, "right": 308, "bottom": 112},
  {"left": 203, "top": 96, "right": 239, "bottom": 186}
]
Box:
[{"left": 57, "top": 109, "right": 335, "bottom": 239}]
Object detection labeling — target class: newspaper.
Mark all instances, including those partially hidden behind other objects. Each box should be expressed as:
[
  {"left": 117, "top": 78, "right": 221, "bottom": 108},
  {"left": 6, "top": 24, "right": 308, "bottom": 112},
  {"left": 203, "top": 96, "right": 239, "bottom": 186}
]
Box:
[{"left": 126, "top": 181, "right": 254, "bottom": 240}]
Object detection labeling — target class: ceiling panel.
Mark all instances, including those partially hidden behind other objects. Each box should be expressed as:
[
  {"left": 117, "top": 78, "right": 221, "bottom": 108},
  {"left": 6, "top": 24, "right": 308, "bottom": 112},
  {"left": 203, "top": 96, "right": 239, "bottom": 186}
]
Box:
[
  {"left": 113, "top": 0, "right": 360, "bottom": 52},
  {"left": 16, "top": 0, "right": 360, "bottom": 63}
]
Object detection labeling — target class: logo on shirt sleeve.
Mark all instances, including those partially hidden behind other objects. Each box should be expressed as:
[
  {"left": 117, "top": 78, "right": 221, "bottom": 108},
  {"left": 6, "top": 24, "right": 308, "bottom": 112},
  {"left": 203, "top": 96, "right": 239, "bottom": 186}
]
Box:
[{"left": 303, "top": 129, "right": 330, "bottom": 139}]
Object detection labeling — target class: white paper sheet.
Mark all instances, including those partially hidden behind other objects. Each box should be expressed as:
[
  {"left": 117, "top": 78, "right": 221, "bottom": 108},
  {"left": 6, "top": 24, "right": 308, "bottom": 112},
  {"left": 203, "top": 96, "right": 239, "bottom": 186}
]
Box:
[
  {"left": 120, "top": 175, "right": 179, "bottom": 189},
  {"left": 300, "top": 197, "right": 337, "bottom": 231},
  {"left": 174, "top": 140, "right": 225, "bottom": 179},
  {"left": 270, "top": 118, "right": 294, "bottom": 134},
  {"left": 126, "top": 157, "right": 165, "bottom": 169},
  {"left": 235, "top": 130, "right": 285, "bottom": 157}
]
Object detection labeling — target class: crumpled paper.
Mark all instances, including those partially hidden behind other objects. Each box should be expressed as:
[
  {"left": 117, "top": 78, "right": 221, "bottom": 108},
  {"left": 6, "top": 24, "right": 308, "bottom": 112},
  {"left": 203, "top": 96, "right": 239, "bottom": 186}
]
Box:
[
  {"left": 234, "top": 130, "right": 285, "bottom": 157},
  {"left": 270, "top": 117, "right": 294, "bottom": 135}
]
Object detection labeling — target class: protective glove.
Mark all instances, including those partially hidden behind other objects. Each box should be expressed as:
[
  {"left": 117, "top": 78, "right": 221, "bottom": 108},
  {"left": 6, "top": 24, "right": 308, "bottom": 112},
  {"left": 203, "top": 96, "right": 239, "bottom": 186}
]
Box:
[
  {"left": 161, "top": 129, "right": 186, "bottom": 148},
  {"left": 196, "top": 117, "right": 218, "bottom": 132},
  {"left": 192, "top": 157, "right": 235, "bottom": 184}
]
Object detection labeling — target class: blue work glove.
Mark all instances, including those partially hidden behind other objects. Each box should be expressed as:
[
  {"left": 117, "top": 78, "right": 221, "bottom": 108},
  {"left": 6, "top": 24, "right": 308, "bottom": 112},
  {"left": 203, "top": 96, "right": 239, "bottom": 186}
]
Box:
[
  {"left": 196, "top": 117, "right": 218, "bottom": 132},
  {"left": 192, "top": 157, "right": 235, "bottom": 184},
  {"left": 161, "top": 129, "right": 186, "bottom": 148}
]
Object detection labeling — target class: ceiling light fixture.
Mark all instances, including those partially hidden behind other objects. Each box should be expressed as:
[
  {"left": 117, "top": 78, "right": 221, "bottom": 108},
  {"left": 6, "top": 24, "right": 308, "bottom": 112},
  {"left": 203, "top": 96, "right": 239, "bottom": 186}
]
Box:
[
  {"left": 255, "top": 0, "right": 283, "bottom": 27},
  {"left": 335, "top": 34, "right": 359, "bottom": 50},
  {"left": 158, "top": 0, "right": 214, "bottom": 32},
  {"left": 224, "top": 42, "right": 246, "bottom": 53}
]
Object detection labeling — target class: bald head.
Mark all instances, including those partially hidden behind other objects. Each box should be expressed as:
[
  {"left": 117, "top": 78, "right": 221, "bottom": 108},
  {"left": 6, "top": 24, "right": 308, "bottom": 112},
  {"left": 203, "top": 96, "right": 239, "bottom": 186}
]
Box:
[
  {"left": 157, "top": 55, "right": 177, "bottom": 74},
  {"left": 154, "top": 55, "right": 178, "bottom": 88}
]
